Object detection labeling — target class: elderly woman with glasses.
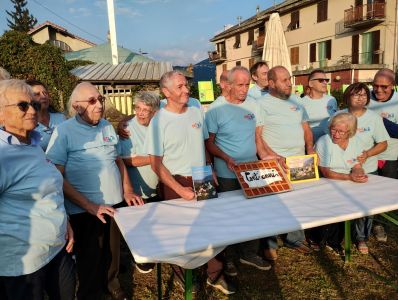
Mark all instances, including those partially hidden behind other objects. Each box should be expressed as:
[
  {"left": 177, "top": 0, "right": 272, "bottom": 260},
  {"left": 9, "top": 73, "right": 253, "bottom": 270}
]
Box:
[
  {"left": 338, "top": 83, "right": 389, "bottom": 254},
  {"left": 26, "top": 80, "right": 66, "bottom": 151},
  {"left": 301, "top": 69, "right": 337, "bottom": 142},
  {"left": 307, "top": 113, "right": 369, "bottom": 256},
  {"left": 0, "top": 79, "right": 75, "bottom": 300},
  {"left": 46, "top": 82, "right": 143, "bottom": 300}
]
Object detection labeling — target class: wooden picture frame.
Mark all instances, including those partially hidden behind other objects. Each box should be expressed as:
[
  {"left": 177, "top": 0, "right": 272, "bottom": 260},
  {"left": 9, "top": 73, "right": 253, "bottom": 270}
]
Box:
[{"left": 286, "top": 154, "right": 319, "bottom": 183}]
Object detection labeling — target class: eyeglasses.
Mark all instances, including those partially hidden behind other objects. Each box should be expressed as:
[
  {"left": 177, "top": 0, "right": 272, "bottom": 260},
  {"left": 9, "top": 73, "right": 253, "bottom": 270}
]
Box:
[
  {"left": 135, "top": 107, "right": 153, "bottom": 115},
  {"left": 311, "top": 78, "right": 330, "bottom": 83},
  {"left": 330, "top": 128, "right": 348, "bottom": 135},
  {"left": 5, "top": 101, "right": 41, "bottom": 112},
  {"left": 351, "top": 93, "right": 368, "bottom": 100},
  {"left": 75, "top": 95, "right": 106, "bottom": 105},
  {"left": 372, "top": 84, "right": 391, "bottom": 90}
]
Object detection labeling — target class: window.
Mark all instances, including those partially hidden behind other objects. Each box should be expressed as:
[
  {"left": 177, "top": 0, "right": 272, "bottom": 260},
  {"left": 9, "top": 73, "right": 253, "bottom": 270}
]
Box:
[
  {"left": 259, "top": 25, "right": 265, "bottom": 37},
  {"left": 222, "top": 64, "right": 227, "bottom": 71},
  {"left": 361, "top": 30, "right": 380, "bottom": 64},
  {"left": 236, "top": 61, "right": 241, "bottom": 66},
  {"left": 289, "top": 10, "right": 300, "bottom": 30},
  {"left": 249, "top": 58, "right": 255, "bottom": 68},
  {"left": 352, "top": 35, "right": 359, "bottom": 64},
  {"left": 309, "top": 43, "right": 316, "bottom": 63},
  {"left": 247, "top": 29, "right": 254, "bottom": 45},
  {"left": 318, "top": 40, "right": 331, "bottom": 67},
  {"left": 233, "top": 34, "right": 241, "bottom": 49},
  {"left": 290, "top": 47, "right": 299, "bottom": 65},
  {"left": 317, "top": 0, "right": 328, "bottom": 23}
]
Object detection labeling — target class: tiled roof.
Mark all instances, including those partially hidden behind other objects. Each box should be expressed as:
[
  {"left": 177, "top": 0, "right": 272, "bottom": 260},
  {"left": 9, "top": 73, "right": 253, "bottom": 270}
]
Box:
[
  {"left": 71, "top": 62, "right": 173, "bottom": 83},
  {"left": 28, "top": 21, "right": 96, "bottom": 46}
]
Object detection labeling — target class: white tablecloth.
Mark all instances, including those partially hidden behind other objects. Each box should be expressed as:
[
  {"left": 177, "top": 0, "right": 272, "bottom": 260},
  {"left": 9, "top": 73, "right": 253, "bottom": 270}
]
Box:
[{"left": 114, "top": 175, "right": 398, "bottom": 269}]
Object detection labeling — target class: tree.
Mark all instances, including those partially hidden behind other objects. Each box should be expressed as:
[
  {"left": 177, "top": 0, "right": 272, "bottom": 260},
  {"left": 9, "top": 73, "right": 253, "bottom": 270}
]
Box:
[{"left": 6, "top": 0, "right": 37, "bottom": 32}]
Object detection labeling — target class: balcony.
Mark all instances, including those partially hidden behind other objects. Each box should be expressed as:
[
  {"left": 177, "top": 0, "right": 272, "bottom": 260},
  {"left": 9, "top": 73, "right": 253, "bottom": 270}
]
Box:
[
  {"left": 208, "top": 50, "right": 226, "bottom": 64},
  {"left": 252, "top": 34, "right": 265, "bottom": 55},
  {"left": 344, "top": 2, "right": 386, "bottom": 28}
]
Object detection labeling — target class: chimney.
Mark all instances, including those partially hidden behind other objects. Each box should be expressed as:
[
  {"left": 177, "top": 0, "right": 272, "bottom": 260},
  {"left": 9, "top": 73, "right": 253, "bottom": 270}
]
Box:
[
  {"left": 237, "top": 16, "right": 242, "bottom": 26},
  {"left": 256, "top": 5, "right": 260, "bottom": 14}
]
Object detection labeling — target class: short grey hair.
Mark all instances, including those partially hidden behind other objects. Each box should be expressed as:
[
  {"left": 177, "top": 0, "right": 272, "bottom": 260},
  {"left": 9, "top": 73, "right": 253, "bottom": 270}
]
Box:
[
  {"left": 0, "top": 79, "right": 33, "bottom": 108},
  {"left": 160, "top": 70, "right": 186, "bottom": 89},
  {"left": 67, "top": 82, "right": 97, "bottom": 117},
  {"left": 227, "top": 66, "right": 250, "bottom": 84},
  {"left": 134, "top": 91, "right": 160, "bottom": 111},
  {"left": 0, "top": 67, "right": 11, "bottom": 81},
  {"left": 329, "top": 112, "right": 357, "bottom": 138}
]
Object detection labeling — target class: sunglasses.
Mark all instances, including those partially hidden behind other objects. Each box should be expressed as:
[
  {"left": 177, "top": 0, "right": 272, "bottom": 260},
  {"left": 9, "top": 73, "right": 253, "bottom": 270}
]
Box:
[
  {"left": 76, "top": 95, "right": 106, "bottom": 105},
  {"left": 372, "top": 84, "right": 391, "bottom": 90},
  {"left": 5, "top": 101, "right": 41, "bottom": 112},
  {"left": 311, "top": 78, "right": 330, "bottom": 83}
]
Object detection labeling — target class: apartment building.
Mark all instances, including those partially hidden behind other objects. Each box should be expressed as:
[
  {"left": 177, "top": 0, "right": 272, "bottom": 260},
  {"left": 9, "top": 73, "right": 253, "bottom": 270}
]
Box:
[{"left": 209, "top": 0, "right": 398, "bottom": 90}]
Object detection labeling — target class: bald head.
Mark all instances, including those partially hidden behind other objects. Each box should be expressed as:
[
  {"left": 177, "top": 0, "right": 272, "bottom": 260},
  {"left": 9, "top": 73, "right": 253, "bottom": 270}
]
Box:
[{"left": 267, "top": 66, "right": 292, "bottom": 100}]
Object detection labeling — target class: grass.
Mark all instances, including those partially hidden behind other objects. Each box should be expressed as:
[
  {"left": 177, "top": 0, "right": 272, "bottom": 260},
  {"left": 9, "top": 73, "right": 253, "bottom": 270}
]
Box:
[{"left": 118, "top": 221, "right": 398, "bottom": 300}]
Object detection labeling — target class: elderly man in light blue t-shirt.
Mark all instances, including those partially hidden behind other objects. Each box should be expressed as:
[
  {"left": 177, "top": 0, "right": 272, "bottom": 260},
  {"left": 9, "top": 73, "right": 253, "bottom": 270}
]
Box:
[
  {"left": 206, "top": 66, "right": 277, "bottom": 276},
  {"left": 145, "top": 70, "right": 236, "bottom": 295},
  {"left": 259, "top": 66, "right": 314, "bottom": 260},
  {"left": 46, "top": 82, "right": 143, "bottom": 300}
]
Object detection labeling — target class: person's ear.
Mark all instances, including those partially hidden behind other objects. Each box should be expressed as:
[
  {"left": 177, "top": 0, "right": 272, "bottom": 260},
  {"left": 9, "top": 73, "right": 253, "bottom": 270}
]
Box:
[{"left": 161, "top": 87, "right": 171, "bottom": 98}]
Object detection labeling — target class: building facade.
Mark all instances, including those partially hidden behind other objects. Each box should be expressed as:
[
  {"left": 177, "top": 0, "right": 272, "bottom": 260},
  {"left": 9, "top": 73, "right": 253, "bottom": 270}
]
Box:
[{"left": 209, "top": 0, "right": 398, "bottom": 90}]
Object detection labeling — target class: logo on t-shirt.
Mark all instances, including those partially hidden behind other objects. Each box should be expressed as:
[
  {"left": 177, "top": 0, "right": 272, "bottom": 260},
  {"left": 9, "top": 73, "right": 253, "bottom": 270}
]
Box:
[
  {"left": 380, "top": 112, "right": 395, "bottom": 119},
  {"left": 290, "top": 105, "right": 300, "bottom": 111},
  {"left": 192, "top": 122, "right": 202, "bottom": 129},
  {"left": 326, "top": 105, "right": 336, "bottom": 112},
  {"left": 244, "top": 113, "right": 255, "bottom": 120},
  {"left": 357, "top": 127, "right": 371, "bottom": 133},
  {"left": 103, "top": 136, "right": 116, "bottom": 143},
  {"left": 346, "top": 158, "right": 359, "bottom": 164}
]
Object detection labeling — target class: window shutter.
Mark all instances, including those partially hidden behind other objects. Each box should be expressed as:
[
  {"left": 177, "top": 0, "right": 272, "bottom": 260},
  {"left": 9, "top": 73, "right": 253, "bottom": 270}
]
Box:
[
  {"left": 372, "top": 30, "right": 380, "bottom": 63},
  {"left": 310, "top": 43, "right": 316, "bottom": 63},
  {"left": 352, "top": 35, "right": 359, "bottom": 64},
  {"left": 290, "top": 47, "right": 299, "bottom": 65},
  {"left": 326, "top": 40, "right": 332, "bottom": 60},
  {"left": 247, "top": 29, "right": 254, "bottom": 45},
  {"left": 317, "top": 0, "right": 328, "bottom": 22}
]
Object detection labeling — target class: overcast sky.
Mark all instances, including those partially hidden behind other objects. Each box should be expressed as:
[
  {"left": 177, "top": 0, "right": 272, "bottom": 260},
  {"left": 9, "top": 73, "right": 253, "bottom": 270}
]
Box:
[{"left": 0, "top": 0, "right": 281, "bottom": 65}]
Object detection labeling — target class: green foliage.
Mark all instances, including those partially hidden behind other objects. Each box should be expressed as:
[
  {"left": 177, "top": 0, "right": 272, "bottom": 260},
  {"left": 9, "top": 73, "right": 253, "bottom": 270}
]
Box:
[
  {"left": 0, "top": 30, "right": 77, "bottom": 112},
  {"left": 331, "top": 88, "right": 345, "bottom": 109},
  {"left": 6, "top": 0, "right": 37, "bottom": 32}
]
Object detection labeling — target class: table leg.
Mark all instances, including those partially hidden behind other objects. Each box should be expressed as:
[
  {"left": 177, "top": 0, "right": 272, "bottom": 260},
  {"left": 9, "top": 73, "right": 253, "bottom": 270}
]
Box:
[
  {"left": 184, "top": 269, "right": 192, "bottom": 300},
  {"left": 381, "top": 213, "right": 398, "bottom": 226},
  {"left": 157, "top": 263, "right": 162, "bottom": 300},
  {"left": 344, "top": 220, "right": 351, "bottom": 263}
]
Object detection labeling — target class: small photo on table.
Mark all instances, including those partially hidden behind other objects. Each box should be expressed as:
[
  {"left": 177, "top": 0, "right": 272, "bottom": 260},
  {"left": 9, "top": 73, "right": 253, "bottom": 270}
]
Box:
[{"left": 286, "top": 154, "right": 319, "bottom": 183}]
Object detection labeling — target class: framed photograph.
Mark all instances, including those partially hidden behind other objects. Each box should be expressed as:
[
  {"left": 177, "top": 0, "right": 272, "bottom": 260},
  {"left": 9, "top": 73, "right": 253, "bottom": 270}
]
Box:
[
  {"left": 233, "top": 159, "right": 292, "bottom": 199},
  {"left": 286, "top": 154, "right": 319, "bottom": 183},
  {"left": 192, "top": 165, "right": 218, "bottom": 200}
]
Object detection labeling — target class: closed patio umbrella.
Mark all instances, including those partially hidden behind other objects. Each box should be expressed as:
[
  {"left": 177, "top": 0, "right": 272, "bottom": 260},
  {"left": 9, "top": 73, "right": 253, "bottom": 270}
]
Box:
[{"left": 262, "top": 12, "right": 292, "bottom": 75}]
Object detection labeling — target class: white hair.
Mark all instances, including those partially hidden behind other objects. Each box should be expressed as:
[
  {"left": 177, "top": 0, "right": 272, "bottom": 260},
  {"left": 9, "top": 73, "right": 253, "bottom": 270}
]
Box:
[{"left": 0, "top": 79, "right": 33, "bottom": 108}]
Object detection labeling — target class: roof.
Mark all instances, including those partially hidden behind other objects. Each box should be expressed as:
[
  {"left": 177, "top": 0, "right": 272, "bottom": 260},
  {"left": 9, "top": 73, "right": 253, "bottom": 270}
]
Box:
[
  {"left": 28, "top": 21, "right": 96, "bottom": 46},
  {"left": 64, "top": 43, "right": 153, "bottom": 64},
  {"left": 70, "top": 62, "right": 173, "bottom": 84},
  {"left": 210, "top": 0, "right": 316, "bottom": 42}
]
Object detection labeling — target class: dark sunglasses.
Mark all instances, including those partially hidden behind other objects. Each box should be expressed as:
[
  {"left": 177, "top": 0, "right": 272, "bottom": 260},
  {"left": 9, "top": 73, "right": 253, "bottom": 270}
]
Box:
[
  {"left": 311, "top": 78, "right": 330, "bottom": 83},
  {"left": 372, "top": 84, "right": 391, "bottom": 90},
  {"left": 76, "top": 95, "right": 106, "bottom": 105},
  {"left": 5, "top": 101, "right": 41, "bottom": 112}
]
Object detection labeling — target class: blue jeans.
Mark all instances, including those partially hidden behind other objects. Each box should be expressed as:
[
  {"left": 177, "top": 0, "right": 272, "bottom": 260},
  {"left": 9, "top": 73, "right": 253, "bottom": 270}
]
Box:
[
  {"left": 261, "top": 230, "right": 305, "bottom": 249},
  {"left": 1, "top": 249, "right": 76, "bottom": 300},
  {"left": 352, "top": 216, "right": 373, "bottom": 242}
]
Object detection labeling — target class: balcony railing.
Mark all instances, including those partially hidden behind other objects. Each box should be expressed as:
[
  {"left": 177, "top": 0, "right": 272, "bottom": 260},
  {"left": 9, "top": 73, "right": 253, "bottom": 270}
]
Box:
[
  {"left": 208, "top": 50, "right": 226, "bottom": 63},
  {"left": 252, "top": 34, "right": 265, "bottom": 55},
  {"left": 344, "top": 2, "right": 386, "bottom": 28}
]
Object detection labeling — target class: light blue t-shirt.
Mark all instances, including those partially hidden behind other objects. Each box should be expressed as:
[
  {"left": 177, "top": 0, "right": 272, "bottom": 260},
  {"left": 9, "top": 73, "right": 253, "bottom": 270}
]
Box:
[
  {"left": 36, "top": 112, "right": 66, "bottom": 151},
  {"left": 339, "top": 109, "right": 389, "bottom": 173},
  {"left": 46, "top": 116, "right": 124, "bottom": 215},
  {"left": 316, "top": 134, "right": 366, "bottom": 174},
  {"left": 205, "top": 96, "right": 263, "bottom": 178},
  {"left": 301, "top": 95, "right": 337, "bottom": 141},
  {"left": 259, "top": 94, "right": 309, "bottom": 157},
  {"left": 0, "top": 129, "right": 67, "bottom": 276},
  {"left": 247, "top": 84, "right": 268, "bottom": 101},
  {"left": 368, "top": 91, "right": 398, "bottom": 160},
  {"left": 119, "top": 117, "right": 158, "bottom": 199},
  {"left": 145, "top": 106, "right": 208, "bottom": 176}
]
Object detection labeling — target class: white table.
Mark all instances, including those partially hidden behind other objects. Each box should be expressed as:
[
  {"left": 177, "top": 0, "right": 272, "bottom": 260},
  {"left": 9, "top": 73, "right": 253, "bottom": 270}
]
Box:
[{"left": 114, "top": 175, "right": 398, "bottom": 299}]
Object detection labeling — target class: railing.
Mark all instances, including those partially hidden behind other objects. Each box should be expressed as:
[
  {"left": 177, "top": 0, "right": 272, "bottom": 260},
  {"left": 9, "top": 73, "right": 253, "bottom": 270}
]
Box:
[
  {"left": 208, "top": 50, "right": 226, "bottom": 63},
  {"left": 344, "top": 2, "right": 385, "bottom": 27}
]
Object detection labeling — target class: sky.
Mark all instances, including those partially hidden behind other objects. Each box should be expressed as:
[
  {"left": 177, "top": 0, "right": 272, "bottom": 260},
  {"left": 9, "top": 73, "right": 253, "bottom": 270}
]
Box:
[{"left": 0, "top": 0, "right": 281, "bottom": 66}]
